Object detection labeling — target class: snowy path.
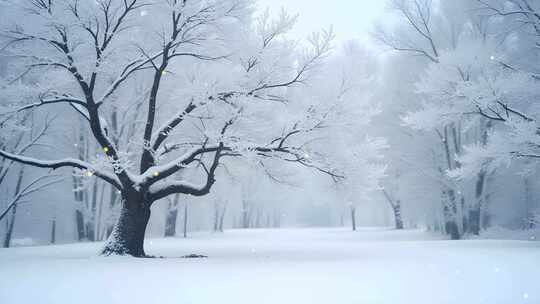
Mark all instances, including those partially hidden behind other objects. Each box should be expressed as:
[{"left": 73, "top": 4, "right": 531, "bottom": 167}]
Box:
[{"left": 1, "top": 228, "right": 539, "bottom": 304}]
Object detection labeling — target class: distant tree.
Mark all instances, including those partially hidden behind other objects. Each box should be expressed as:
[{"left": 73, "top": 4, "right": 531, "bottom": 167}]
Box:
[
  {"left": 375, "top": 0, "right": 503, "bottom": 238},
  {"left": 0, "top": 111, "right": 61, "bottom": 247},
  {"left": 382, "top": 188, "right": 404, "bottom": 230},
  {"left": 449, "top": 0, "right": 540, "bottom": 180}
]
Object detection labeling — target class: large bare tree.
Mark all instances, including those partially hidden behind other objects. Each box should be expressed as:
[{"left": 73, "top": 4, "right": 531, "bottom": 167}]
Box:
[{"left": 0, "top": 0, "right": 339, "bottom": 256}]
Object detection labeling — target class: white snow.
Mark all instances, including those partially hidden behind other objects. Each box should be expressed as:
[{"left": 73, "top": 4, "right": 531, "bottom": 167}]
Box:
[
  {"left": 0, "top": 228, "right": 539, "bottom": 304},
  {"left": 9, "top": 237, "right": 36, "bottom": 247}
]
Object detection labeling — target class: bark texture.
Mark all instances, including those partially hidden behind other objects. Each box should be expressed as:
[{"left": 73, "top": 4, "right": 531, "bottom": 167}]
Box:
[
  {"left": 393, "top": 201, "right": 404, "bottom": 230},
  {"left": 101, "top": 194, "right": 151, "bottom": 257}
]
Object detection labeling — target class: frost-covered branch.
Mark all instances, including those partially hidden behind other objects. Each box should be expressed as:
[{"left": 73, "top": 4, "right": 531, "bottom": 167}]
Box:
[
  {"left": 250, "top": 28, "right": 335, "bottom": 94},
  {"left": 0, "top": 174, "right": 64, "bottom": 222},
  {"left": 0, "top": 150, "right": 121, "bottom": 189},
  {"left": 373, "top": 0, "right": 439, "bottom": 63},
  {"left": 16, "top": 95, "right": 87, "bottom": 113}
]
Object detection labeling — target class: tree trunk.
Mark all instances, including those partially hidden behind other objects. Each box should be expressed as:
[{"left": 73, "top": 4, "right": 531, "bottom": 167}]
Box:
[
  {"left": 101, "top": 194, "right": 151, "bottom": 257},
  {"left": 213, "top": 203, "right": 219, "bottom": 232},
  {"left": 50, "top": 219, "right": 56, "bottom": 244},
  {"left": 468, "top": 170, "right": 486, "bottom": 235},
  {"left": 73, "top": 125, "right": 89, "bottom": 241},
  {"left": 85, "top": 222, "right": 95, "bottom": 242},
  {"left": 445, "top": 221, "right": 460, "bottom": 240},
  {"left": 219, "top": 204, "right": 226, "bottom": 232},
  {"left": 165, "top": 194, "right": 180, "bottom": 237},
  {"left": 467, "top": 121, "right": 491, "bottom": 234},
  {"left": 393, "top": 201, "right": 404, "bottom": 230},
  {"left": 255, "top": 208, "right": 261, "bottom": 228},
  {"left": 73, "top": 171, "right": 86, "bottom": 241},
  {"left": 183, "top": 201, "right": 188, "bottom": 239},
  {"left": 350, "top": 207, "right": 356, "bottom": 231},
  {"left": 461, "top": 196, "right": 468, "bottom": 234},
  {"left": 165, "top": 208, "right": 178, "bottom": 237},
  {"left": 443, "top": 189, "right": 461, "bottom": 240},
  {"left": 439, "top": 128, "right": 461, "bottom": 240},
  {"left": 3, "top": 203, "right": 16, "bottom": 248},
  {"left": 75, "top": 210, "right": 85, "bottom": 241},
  {"left": 86, "top": 179, "right": 99, "bottom": 241},
  {"left": 468, "top": 208, "right": 481, "bottom": 235},
  {"left": 242, "top": 200, "right": 250, "bottom": 228},
  {"left": 3, "top": 167, "right": 24, "bottom": 248},
  {"left": 95, "top": 183, "right": 106, "bottom": 241},
  {"left": 382, "top": 190, "right": 403, "bottom": 230},
  {"left": 524, "top": 177, "right": 534, "bottom": 229}
]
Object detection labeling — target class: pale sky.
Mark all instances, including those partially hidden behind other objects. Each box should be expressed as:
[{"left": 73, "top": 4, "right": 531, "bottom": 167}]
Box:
[{"left": 256, "top": 0, "right": 388, "bottom": 43}]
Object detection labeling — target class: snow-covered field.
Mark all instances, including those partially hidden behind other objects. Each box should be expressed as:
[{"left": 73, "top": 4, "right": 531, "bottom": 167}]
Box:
[{"left": 1, "top": 228, "right": 539, "bottom": 304}]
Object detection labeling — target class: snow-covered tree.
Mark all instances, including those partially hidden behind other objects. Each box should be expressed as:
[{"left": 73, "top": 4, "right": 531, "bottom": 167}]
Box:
[
  {"left": 0, "top": 72, "right": 62, "bottom": 247},
  {"left": 374, "top": 0, "right": 540, "bottom": 236},
  {"left": 0, "top": 0, "right": 349, "bottom": 256},
  {"left": 448, "top": 0, "right": 540, "bottom": 181}
]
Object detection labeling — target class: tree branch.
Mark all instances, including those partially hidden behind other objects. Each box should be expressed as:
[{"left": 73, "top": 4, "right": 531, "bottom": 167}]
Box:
[{"left": 0, "top": 150, "right": 121, "bottom": 189}]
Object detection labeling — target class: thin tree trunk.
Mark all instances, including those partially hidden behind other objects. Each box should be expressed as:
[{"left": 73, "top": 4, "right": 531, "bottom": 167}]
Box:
[
  {"left": 165, "top": 194, "right": 179, "bottom": 237},
  {"left": 439, "top": 128, "right": 461, "bottom": 240},
  {"left": 393, "top": 201, "right": 404, "bottom": 230},
  {"left": 95, "top": 182, "right": 106, "bottom": 241},
  {"left": 86, "top": 179, "right": 98, "bottom": 241},
  {"left": 524, "top": 177, "right": 534, "bottom": 229},
  {"left": 382, "top": 190, "right": 404, "bottom": 230},
  {"left": 183, "top": 201, "right": 188, "bottom": 239},
  {"left": 73, "top": 171, "right": 86, "bottom": 241},
  {"left": 443, "top": 189, "right": 460, "bottom": 240},
  {"left": 3, "top": 167, "right": 24, "bottom": 248},
  {"left": 73, "top": 122, "right": 88, "bottom": 241},
  {"left": 3, "top": 203, "right": 17, "bottom": 248},
  {"left": 461, "top": 196, "right": 468, "bottom": 234},
  {"left": 219, "top": 203, "right": 227, "bottom": 232},
  {"left": 254, "top": 208, "right": 261, "bottom": 228},
  {"left": 75, "top": 210, "right": 85, "bottom": 241},
  {"left": 467, "top": 120, "right": 491, "bottom": 235},
  {"left": 213, "top": 202, "right": 219, "bottom": 232},
  {"left": 50, "top": 219, "right": 56, "bottom": 244},
  {"left": 242, "top": 200, "right": 250, "bottom": 229},
  {"left": 468, "top": 171, "right": 486, "bottom": 235},
  {"left": 350, "top": 206, "right": 356, "bottom": 231}
]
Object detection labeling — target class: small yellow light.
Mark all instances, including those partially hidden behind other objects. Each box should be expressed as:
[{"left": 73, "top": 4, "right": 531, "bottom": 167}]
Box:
[
  {"left": 103, "top": 147, "right": 109, "bottom": 153},
  {"left": 153, "top": 172, "right": 160, "bottom": 177},
  {"left": 161, "top": 70, "right": 167, "bottom": 75},
  {"left": 86, "top": 171, "right": 94, "bottom": 177}
]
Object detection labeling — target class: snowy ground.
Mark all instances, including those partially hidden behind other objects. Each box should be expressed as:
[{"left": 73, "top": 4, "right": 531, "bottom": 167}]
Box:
[{"left": 1, "top": 228, "right": 539, "bottom": 304}]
